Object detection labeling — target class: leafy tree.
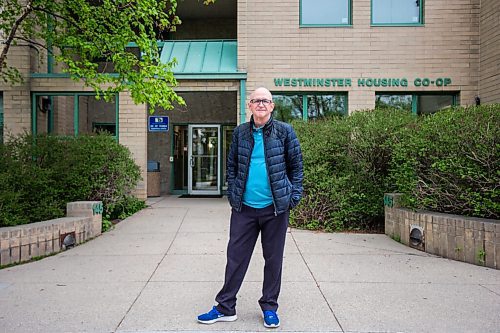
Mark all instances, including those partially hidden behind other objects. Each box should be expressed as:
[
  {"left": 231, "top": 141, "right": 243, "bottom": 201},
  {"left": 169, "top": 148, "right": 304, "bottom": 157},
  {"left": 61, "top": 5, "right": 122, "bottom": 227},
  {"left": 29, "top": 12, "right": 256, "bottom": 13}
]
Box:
[{"left": 0, "top": 0, "right": 214, "bottom": 110}]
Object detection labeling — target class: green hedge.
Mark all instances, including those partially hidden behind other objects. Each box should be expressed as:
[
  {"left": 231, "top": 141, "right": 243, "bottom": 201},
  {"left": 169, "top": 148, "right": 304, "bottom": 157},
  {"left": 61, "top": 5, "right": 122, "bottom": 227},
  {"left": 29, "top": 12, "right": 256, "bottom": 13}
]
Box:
[
  {"left": 290, "top": 104, "right": 500, "bottom": 232},
  {"left": 390, "top": 104, "right": 499, "bottom": 219},
  {"left": 291, "top": 109, "right": 416, "bottom": 231},
  {"left": 0, "top": 133, "right": 143, "bottom": 227}
]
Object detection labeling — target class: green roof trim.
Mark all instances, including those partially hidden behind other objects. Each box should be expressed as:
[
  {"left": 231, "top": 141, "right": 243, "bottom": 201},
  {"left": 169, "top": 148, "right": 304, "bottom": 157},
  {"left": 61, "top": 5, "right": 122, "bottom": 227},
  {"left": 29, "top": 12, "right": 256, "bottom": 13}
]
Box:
[
  {"left": 31, "top": 40, "right": 246, "bottom": 80},
  {"left": 160, "top": 40, "right": 245, "bottom": 77}
]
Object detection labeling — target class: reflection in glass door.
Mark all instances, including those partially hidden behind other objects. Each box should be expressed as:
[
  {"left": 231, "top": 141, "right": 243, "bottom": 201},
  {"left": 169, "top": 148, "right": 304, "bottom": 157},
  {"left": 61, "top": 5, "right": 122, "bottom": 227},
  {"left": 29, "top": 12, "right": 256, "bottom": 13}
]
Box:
[{"left": 188, "top": 125, "right": 221, "bottom": 195}]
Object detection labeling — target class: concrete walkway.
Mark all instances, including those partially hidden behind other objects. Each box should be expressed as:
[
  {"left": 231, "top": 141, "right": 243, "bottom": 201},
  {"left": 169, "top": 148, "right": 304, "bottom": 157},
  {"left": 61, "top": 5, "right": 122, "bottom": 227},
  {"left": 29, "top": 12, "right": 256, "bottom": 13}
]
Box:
[{"left": 0, "top": 196, "right": 499, "bottom": 333}]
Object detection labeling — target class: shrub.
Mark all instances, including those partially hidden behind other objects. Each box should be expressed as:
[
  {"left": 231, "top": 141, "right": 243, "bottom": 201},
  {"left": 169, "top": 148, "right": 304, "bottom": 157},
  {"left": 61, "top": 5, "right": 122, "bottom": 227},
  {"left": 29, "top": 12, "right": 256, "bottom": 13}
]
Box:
[
  {"left": 0, "top": 135, "right": 66, "bottom": 226},
  {"left": 0, "top": 133, "right": 143, "bottom": 227},
  {"left": 291, "top": 109, "right": 416, "bottom": 231},
  {"left": 390, "top": 104, "right": 499, "bottom": 219},
  {"left": 290, "top": 118, "right": 350, "bottom": 231}
]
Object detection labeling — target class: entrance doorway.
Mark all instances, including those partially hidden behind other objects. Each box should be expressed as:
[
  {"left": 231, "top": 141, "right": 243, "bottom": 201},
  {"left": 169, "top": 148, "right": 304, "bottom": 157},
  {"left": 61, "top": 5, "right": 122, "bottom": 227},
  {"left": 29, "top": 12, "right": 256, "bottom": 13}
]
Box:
[
  {"left": 188, "top": 125, "right": 221, "bottom": 195},
  {"left": 171, "top": 124, "right": 235, "bottom": 195}
]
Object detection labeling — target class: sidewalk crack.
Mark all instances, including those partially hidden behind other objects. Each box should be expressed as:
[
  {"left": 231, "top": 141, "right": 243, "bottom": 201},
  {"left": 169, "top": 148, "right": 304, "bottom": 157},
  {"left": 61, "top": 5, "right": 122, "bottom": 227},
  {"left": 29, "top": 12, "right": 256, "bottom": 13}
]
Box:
[
  {"left": 291, "top": 230, "right": 345, "bottom": 333},
  {"left": 113, "top": 207, "right": 189, "bottom": 332},
  {"left": 479, "top": 284, "right": 500, "bottom": 297}
]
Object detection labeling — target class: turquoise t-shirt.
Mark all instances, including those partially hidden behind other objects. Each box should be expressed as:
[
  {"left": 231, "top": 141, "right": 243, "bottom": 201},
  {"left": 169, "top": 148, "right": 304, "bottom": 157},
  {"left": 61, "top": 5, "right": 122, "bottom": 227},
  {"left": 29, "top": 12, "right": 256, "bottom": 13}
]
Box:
[{"left": 242, "top": 127, "right": 273, "bottom": 208}]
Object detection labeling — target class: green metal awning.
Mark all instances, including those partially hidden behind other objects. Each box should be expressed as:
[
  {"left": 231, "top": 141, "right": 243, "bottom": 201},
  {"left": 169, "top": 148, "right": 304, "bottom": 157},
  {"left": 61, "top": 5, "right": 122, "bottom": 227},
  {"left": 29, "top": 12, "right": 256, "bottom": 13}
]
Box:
[{"left": 159, "top": 40, "right": 246, "bottom": 79}]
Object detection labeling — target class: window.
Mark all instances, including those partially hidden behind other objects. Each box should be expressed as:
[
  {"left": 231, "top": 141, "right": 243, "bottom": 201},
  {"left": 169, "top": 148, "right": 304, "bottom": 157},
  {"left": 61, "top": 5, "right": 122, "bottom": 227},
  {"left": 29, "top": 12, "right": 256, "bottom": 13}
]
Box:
[
  {"left": 376, "top": 93, "right": 458, "bottom": 115},
  {"left": 372, "top": 0, "right": 423, "bottom": 25},
  {"left": 417, "top": 95, "right": 455, "bottom": 115},
  {"left": 92, "top": 123, "right": 117, "bottom": 136},
  {"left": 32, "top": 93, "right": 118, "bottom": 137},
  {"left": 300, "top": 0, "right": 352, "bottom": 26},
  {"left": 273, "top": 93, "right": 347, "bottom": 123},
  {"left": 307, "top": 95, "right": 346, "bottom": 120},
  {"left": 376, "top": 94, "right": 412, "bottom": 112},
  {"left": 273, "top": 95, "right": 303, "bottom": 123}
]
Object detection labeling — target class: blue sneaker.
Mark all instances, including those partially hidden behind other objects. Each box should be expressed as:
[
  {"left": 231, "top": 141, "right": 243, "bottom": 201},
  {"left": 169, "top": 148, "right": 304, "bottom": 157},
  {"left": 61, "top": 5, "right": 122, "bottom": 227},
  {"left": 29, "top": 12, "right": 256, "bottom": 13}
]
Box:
[
  {"left": 197, "top": 306, "right": 237, "bottom": 324},
  {"left": 263, "top": 310, "right": 280, "bottom": 328}
]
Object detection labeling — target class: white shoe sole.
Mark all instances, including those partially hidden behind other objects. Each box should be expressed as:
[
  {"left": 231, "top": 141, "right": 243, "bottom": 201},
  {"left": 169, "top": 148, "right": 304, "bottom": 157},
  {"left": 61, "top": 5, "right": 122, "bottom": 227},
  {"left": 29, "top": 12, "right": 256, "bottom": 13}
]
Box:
[
  {"left": 198, "top": 315, "right": 237, "bottom": 324},
  {"left": 263, "top": 322, "right": 280, "bottom": 328}
]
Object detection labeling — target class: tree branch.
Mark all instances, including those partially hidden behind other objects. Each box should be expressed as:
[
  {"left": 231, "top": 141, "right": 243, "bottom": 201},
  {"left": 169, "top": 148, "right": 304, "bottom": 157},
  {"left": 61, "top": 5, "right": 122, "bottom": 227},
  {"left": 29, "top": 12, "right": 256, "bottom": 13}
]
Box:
[
  {"left": 117, "top": 2, "right": 134, "bottom": 10},
  {"left": 12, "top": 36, "right": 52, "bottom": 54},
  {"left": 0, "top": 0, "right": 35, "bottom": 71},
  {"left": 31, "top": 5, "right": 84, "bottom": 34}
]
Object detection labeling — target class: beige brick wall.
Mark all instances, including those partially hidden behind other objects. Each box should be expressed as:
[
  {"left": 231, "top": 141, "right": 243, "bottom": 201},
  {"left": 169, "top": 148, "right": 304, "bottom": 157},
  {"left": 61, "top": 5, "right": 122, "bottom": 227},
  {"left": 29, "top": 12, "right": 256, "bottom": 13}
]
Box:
[
  {"left": 238, "top": 0, "right": 481, "bottom": 113},
  {"left": 1, "top": 44, "right": 32, "bottom": 138},
  {"left": 479, "top": 0, "right": 500, "bottom": 103},
  {"left": 2, "top": 89, "right": 31, "bottom": 139},
  {"left": 175, "top": 80, "right": 240, "bottom": 92},
  {"left": 119, "top": 91, "right": 147, "bottom": 199}
]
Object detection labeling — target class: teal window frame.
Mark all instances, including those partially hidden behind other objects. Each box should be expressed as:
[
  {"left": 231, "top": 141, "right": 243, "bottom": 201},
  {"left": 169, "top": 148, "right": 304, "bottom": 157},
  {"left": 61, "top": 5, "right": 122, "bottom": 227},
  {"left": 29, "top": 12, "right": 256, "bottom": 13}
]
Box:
[
  {"left": 371, "top": 0, "right": 424, "bottom": 26},
  {"left": 31, "top": 92, "right": 119, "bottom": 139},
  {"left": 272, "top": 92, "right": 348, "bottom": 122},
  {"left": 300, "top": 0, "right": 353, "bottom": 27},
  {"left": 375, "top": 92, "right": 458, "bottom": 115}
]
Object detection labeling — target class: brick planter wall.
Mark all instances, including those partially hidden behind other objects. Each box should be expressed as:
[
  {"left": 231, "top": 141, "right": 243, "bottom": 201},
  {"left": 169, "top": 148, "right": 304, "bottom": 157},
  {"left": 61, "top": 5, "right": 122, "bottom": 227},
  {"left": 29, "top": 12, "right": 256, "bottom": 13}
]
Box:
[
  {"left": 384, "top": 193, "right": 500, "bottom": 269},
  {"left": 0, "top": 201, "right": 102, "bottom": 266}
]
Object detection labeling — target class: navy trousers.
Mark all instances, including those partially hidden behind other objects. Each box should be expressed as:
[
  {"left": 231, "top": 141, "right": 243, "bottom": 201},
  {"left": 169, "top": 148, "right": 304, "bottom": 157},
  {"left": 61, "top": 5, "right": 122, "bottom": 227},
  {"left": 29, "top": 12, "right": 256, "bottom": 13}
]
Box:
[{"left": 215, "top": 204, "right": 289, "bottom": 316}]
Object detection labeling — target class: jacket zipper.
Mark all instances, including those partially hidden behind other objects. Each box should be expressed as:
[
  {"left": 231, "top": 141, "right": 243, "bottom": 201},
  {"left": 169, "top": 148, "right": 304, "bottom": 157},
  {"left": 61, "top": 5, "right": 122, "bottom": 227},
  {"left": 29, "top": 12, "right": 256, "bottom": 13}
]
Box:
[
  {"left": 262, "top": 128, "right": 278, "bottom": 216},
  {"left": 238, "top": 129, "right": 253, "bottom": 212}
]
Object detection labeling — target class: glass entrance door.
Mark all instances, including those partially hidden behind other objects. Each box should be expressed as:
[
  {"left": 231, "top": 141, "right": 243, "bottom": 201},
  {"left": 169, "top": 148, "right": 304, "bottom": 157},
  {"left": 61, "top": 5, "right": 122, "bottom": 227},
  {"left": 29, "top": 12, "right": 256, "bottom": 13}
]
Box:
[{"left": 188, "top": 125, "right": 221, "bottom": 195}]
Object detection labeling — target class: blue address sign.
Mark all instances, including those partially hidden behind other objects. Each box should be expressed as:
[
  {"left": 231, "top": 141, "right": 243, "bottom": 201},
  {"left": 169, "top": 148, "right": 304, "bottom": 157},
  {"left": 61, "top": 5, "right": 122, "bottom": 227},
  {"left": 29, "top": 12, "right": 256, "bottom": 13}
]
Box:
[{"left": 149, "top": 116, "right": 169, "bottom": 132}]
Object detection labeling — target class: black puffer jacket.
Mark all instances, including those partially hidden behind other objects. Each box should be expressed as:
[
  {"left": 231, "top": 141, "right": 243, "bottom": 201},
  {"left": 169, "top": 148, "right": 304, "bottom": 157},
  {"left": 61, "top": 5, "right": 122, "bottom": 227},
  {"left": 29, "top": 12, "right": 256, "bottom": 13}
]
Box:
[{"left": 227, "top": 116, "right": 303, "bottom": 215}]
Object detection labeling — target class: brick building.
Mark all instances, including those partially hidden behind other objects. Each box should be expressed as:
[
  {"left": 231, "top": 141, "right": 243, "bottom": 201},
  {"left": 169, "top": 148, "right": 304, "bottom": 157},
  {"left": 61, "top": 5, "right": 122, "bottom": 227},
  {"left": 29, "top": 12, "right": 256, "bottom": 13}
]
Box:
[{"left": 1, "top": 0, "right": 499, "bottom": 197}]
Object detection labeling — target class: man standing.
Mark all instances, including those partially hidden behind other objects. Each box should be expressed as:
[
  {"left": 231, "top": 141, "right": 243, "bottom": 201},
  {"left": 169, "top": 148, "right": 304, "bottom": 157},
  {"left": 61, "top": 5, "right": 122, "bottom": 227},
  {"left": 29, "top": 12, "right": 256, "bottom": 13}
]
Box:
[{"left": 197, "top": 87, "right": 303, "bottom": 328}]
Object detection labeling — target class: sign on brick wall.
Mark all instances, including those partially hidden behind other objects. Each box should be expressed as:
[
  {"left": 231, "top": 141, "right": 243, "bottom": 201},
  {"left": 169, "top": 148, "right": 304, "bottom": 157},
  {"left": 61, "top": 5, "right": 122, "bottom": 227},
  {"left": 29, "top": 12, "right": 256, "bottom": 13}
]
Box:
[{"left": 149, "top": 116, "right": 169, "bottom": 132}]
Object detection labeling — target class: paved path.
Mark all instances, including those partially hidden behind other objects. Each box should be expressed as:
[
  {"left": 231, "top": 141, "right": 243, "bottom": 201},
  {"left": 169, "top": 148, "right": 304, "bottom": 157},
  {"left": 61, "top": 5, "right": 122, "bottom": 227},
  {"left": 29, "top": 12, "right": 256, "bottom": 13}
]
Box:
[{"left": 0, "top": 196, "right": 499, "bottom": 333}]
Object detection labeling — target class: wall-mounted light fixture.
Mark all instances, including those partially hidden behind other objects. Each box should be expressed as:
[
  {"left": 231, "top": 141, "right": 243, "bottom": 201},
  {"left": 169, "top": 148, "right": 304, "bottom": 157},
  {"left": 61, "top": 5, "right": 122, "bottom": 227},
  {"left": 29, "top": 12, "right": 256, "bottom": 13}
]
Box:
[{"left": 38, "top": 96, "right": 51, "bottom": 113}]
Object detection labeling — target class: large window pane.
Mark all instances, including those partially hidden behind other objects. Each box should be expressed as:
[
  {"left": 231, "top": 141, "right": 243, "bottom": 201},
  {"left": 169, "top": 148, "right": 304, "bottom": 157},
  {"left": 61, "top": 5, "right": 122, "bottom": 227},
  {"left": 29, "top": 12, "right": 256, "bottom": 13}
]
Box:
[
  {"left": 375, "top": 94, "right": 412, "bottom": 111},
  {"left": 418, "top": 95, "right": 454, "bottom": 115},
  {"left": 273, "top": 95, "right": 303, "bottom": 123},
  {"left": 307, "top": 95, "right": 346, "bottom": 119},
  {"left": 301, "top": 0, "right": 350, "bottom": 25},
  {"left": 40, "top": 95, "right": 75, "bottom": 136},
  {"left": 372, "top": 0, "right": 421, "bottom": 24},
  {"left": 34, "top": 94, "right": 118, "bottom": 137},
  {"left": 78, "top": 96, "right": 117, "bottom": 136},
  {"left": 375, "top": 93, "right": 457, "bottom": 115}
]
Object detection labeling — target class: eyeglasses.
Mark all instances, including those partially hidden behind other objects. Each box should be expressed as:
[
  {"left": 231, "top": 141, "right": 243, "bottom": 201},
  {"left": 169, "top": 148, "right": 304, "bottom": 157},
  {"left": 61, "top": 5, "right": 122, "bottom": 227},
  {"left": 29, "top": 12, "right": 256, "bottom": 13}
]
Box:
[{"left": 250, "top": 99, "right": 273, "bottom": 106}]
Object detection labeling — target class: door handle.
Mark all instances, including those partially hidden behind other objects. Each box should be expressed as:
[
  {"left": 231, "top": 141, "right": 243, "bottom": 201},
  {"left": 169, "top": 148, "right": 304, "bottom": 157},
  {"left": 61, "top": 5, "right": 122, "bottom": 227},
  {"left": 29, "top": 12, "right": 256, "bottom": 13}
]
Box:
[{"left": 190, "top": 156, "right": 194, "bottom": 168}]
